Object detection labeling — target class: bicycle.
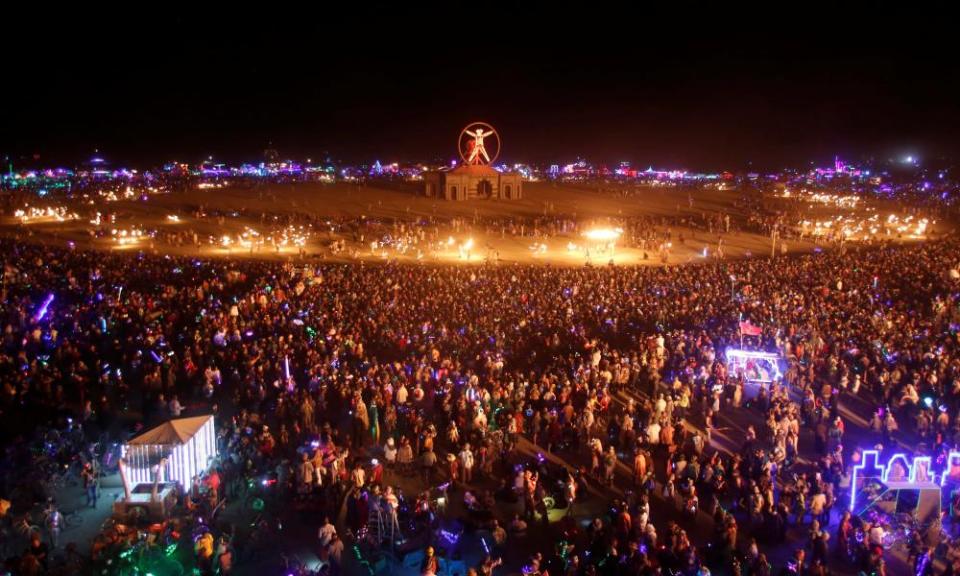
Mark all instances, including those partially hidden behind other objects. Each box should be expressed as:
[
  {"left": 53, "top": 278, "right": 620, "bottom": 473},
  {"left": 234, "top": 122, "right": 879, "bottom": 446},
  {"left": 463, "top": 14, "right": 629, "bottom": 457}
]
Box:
[{"left": 66, "top": 510, "right": 82, "bottom": 529}]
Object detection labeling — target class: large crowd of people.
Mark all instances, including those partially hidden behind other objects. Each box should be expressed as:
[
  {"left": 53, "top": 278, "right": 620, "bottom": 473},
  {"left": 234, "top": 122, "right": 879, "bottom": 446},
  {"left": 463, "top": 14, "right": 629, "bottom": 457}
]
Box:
[{"left": 1, "top": 222, "right": 959, "bottom": 575}]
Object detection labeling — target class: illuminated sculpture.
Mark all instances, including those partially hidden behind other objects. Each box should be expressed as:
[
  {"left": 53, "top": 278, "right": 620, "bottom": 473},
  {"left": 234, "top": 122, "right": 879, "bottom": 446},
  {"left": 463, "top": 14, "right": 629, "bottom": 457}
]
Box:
[
  {"left": 459, "top": 122, "right": 500, "bottom": 166},
  {"left": 725, "top": 348, "right": 784, "bottom": 384},
  {"left": 943, "top": 452, "right": 960, "bottom": 486},
  {"left": 464, "top": 127, "right": 494, "bottom": 164},
  {"left": 121, "top": 415, "right": 217, "bottom": 490},
  {"left": 849, "top": 450, "right": 942, "bottom": 524},
  {"left": 423, "top": 121, "right": 521, "bottom": 201}
]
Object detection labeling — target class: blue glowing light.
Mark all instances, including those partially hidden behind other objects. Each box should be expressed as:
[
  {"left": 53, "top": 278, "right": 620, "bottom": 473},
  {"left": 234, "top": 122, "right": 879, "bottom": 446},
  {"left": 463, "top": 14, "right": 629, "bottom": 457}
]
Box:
[{"left": 440, "top": 529, "right": 460, "bottom": 544}]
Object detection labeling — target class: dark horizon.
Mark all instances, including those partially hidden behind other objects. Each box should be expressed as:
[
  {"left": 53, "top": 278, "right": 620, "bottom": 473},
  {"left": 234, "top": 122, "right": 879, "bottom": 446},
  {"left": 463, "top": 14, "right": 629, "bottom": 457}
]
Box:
[{"left": 3, "top": 7, "right": 958, "bottom": 172}]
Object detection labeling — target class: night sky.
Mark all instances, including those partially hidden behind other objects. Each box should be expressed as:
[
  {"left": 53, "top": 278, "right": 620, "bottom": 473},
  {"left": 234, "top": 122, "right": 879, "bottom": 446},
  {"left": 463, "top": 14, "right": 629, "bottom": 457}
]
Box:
[{"left": 3, "top": 7, "right": 957, "bottom": 171}]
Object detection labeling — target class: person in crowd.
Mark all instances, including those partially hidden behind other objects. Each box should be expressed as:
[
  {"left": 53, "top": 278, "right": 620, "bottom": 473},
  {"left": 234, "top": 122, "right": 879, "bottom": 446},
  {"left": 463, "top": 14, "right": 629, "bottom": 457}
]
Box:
[{"left": 0, "top": 220, "right": 957, "bottom": 576}]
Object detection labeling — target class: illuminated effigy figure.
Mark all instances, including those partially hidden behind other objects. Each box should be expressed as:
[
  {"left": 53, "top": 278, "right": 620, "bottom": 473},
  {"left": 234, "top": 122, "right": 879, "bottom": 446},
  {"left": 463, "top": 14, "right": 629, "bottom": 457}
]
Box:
[
  {"left": 423, "top": 121, "right": 521, "bottom": 201},
  {"left": 458, "top": 122, "right": 500, "bottom": 167},
  {"left": 465, "top": 127, "right": 493, "bottom": 165}
]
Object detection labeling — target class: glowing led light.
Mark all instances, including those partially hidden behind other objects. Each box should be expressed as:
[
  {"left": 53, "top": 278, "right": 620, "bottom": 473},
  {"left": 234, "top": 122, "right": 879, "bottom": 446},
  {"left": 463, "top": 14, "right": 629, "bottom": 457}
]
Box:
[
  {"left": 35, "top": 293, "right": 55, "bottom": 321},
  {"left": 724, "top": 348, "right": 783, "bottom": 383},
  {"left": 123, "top": 416, "right": 217, "bottom": 489},
  {"left": 850, "top": 450, "right": 941, "bottom": 512},
  {"left": 942, "top": 452, "right": 960, "bottom": 486}
]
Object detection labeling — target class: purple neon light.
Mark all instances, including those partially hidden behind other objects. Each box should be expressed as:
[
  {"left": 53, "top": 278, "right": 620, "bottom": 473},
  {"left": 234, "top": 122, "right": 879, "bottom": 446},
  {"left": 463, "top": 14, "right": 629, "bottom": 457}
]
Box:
[
  {"left": 850, "top": 450, "right": 944, "bottom": 512},
  {"left": 35, "top": 294, "right": 55, "bottom": 321}
]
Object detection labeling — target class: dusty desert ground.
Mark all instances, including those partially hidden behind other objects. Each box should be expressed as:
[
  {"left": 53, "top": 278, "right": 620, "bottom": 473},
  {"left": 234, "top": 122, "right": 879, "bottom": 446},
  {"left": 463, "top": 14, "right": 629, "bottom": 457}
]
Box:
[{"left": 1, "top": 180, "right": 938, "bottom": 266}]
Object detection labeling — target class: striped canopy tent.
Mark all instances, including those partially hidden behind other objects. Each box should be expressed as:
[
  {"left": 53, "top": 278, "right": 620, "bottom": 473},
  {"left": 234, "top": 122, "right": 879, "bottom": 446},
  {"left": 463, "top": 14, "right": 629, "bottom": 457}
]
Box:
[{"left": 122, "top": 415, "right": 217, "bottom": 489}]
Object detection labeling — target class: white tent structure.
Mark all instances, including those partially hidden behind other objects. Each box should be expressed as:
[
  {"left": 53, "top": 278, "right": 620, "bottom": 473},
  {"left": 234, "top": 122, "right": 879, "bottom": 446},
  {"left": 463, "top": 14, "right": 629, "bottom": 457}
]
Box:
[{"left": 122, "top": 415, "right": 217, "bottom": 489}]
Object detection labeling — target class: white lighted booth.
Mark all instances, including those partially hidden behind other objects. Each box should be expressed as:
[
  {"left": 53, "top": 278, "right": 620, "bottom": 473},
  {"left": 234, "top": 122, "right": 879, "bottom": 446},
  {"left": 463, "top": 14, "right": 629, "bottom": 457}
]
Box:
[{"left": 116, "top": 415, "right": 217, "bottom": 518}]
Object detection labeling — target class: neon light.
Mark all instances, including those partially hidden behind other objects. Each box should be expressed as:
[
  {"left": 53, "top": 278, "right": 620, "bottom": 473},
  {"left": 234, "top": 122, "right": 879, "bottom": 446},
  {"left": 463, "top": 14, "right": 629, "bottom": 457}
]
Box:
[
  {"left": 725, "top": 348, "right": 783, "bottom": 383},
  {"left": 440, "top": 529, "right": 461, "bottom": 544},
  {"left": 850, "top": 450, "right": 941, "bottom": 513},
  {"left": 912, "top": 457, "right": 933, "bottom": 484},
  {"left": 123, "top": 417, "right": 217, "bottom": 489},
  {"left": 941, "top": 452, "right": 960, "bottom": 486},
  {"left": 35, "top": 293, "right": 55, "bottom": 321},
  {"left": 882, "top": 454, "right": 911, "bottom": 483},
  {"left": 458, "top": 122, "right": 500, "bottom": 166},
  {"left": 170, "top": 445, "right": 179, "bottom": 488},
  {"left": 188, "top": 433, "right": 196, "bottom": 487},
  {"left": 850, "top": 450, "right": 884, "bottom": 511}
]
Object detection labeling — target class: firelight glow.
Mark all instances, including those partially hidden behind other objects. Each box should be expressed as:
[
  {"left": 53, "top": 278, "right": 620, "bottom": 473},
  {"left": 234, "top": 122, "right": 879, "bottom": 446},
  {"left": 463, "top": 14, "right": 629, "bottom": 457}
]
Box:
[{"left": 582, "top": 228, "right": 623, "bottom": 241}]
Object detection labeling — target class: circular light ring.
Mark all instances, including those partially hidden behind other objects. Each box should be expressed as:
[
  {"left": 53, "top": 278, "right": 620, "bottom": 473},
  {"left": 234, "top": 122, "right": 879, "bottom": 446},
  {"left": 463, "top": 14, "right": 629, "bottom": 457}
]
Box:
[{"left": 458, "top": 122, "right": 501, "bottom": 166}]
